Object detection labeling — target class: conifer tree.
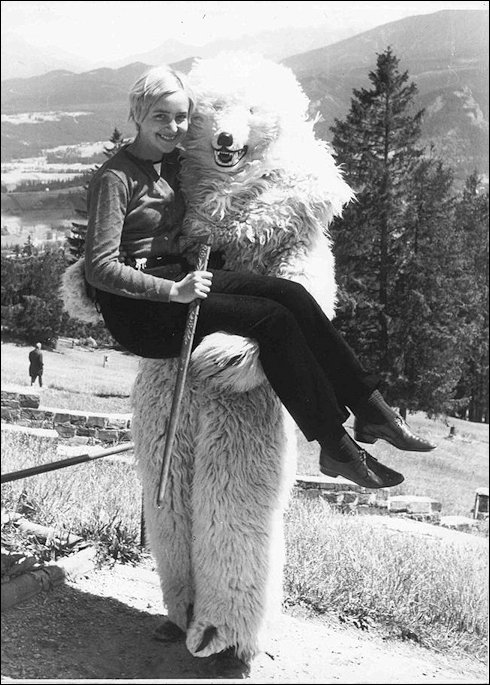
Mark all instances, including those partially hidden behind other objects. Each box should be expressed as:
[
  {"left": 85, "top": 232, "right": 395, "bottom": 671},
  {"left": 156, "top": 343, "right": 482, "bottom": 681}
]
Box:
[
  {"left": 1, "top": 250, "right": 66, "bottom": 345},
  {"left": 389, "top": 157, "right": 469, "bottom": 415},
  {"left": 103, "top": 127, "right": 128, "bottom": 159},
  {"left": 330, "top": 48, "right": 425, "bottom": 378},
  {"left": 453, "top": 173, "right": 489, "bottom": 422},
  {"left": 330, "top": 48, "right": 464, "bottom": 414},
  {"left": 22, "top": 234, "right": 34, "bottom": 257}
]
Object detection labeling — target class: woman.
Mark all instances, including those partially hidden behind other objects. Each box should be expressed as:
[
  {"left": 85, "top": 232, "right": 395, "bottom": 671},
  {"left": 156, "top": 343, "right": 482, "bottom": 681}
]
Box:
[{"left": 84, "top": 65, "right": 436, "bottom": 491}]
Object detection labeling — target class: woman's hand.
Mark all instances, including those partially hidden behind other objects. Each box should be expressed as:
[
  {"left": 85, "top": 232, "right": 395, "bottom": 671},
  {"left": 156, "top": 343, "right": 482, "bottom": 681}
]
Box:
[{"left": 169, "top": 271, "right": 213, "bottom": 303}]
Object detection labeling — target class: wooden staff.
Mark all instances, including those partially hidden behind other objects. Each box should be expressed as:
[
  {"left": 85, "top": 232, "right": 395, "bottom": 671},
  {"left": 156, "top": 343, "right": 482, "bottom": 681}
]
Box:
[{"left": 156, "top": 242, "right": 212, "bottom": 507}]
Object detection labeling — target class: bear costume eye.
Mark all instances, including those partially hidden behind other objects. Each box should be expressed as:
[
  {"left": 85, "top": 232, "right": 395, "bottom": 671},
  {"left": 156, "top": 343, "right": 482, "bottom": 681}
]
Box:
[{"left": 249, "top": 107, "right": 255, "bottom": 114}]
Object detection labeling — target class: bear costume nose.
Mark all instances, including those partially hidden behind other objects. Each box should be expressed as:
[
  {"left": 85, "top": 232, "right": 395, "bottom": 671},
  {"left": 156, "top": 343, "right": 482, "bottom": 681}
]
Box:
[{"left": 217, "top": 132, "right": 234, "bottom": 148}]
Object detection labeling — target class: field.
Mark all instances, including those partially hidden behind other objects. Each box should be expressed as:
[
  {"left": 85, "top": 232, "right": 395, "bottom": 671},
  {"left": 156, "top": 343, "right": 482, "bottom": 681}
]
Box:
[
  {"left": 2, "top": 340, "right": 488, "bottom": 516},
  {"left": 1, "top": 340, "right": 139, "bottom": 413},
  {"left": 1, "top": 186, "right": 86, "bottom": 248},
  {"left": 1, "top": 340, "right": 489, "bottom": 658}
]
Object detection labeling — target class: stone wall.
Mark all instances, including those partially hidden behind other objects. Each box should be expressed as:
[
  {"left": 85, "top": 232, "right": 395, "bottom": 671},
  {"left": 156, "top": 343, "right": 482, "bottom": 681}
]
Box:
[
  {"left": 2, "top": 386, "right": 486, "bottom": 535},
  {"left": 1, "top": 385, "right": 131, "bottom": 445}
]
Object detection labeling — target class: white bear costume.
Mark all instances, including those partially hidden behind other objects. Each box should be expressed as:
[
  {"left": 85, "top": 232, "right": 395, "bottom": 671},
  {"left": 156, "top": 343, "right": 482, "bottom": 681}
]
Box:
[{"left": 61, "top": 52, "right": 353, "bottom": 665}]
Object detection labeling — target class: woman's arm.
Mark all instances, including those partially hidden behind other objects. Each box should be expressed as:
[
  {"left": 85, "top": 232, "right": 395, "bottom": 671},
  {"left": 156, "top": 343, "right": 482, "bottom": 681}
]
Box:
[{"left": 84, "top": 170, "right": 175, "bottom": 302}]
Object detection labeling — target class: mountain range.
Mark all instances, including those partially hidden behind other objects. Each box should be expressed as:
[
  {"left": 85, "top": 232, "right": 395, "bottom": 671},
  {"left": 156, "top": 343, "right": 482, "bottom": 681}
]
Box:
[
  {"left": 107, "top": 23, "right": 355, "bottom": 72},
  {"left": 1, "top": 31, "right": 95, "bottom": 82},
  {"left": 0, "top": 22, "right": 355, "bottom": 81},
  {"left": 1, "top": 9, "right": 488, "bottom": 186},
  {"left": 284, "top": 9, "right": 489, "bottom": 184}
]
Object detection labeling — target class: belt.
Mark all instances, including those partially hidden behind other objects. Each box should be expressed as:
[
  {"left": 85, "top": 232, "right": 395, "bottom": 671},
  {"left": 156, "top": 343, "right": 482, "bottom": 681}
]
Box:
[
  {"left": 123, "top": 254, "right": 190, "bottom": 271},
  {"left": 145, "top": 255, "right": 190, "bottom": 270}
]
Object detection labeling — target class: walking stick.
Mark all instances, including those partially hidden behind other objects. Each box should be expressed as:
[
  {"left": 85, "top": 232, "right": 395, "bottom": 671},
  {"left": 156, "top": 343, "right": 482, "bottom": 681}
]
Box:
[{"left": 156, "top": 241, "right": 212, "bottom": 508}]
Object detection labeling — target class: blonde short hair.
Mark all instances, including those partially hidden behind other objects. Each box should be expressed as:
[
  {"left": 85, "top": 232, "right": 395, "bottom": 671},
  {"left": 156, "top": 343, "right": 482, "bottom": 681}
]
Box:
[{"left": 129, "top": 65, "right": 196, "bottom": 127}]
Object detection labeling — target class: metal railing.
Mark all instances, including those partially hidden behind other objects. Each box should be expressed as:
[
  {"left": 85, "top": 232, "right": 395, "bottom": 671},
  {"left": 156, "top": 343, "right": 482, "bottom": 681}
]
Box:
[
  {"left": 1, "top": 441, "right": 147, "bottom": 546},
  {"left": 1, "top": 442, "right": 134, "bottom": 483}
]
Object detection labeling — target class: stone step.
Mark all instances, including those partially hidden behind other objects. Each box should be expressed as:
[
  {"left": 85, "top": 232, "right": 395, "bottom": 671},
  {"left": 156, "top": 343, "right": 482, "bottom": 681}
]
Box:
[
  {"left": 439, "top": 515, "right": 481, "bottom": 532},
  {"left": 1, "top": 421, "right": 58, "bottom": 442},
  {"left": 387, "top": 495, "right": 442, "bottom": 515},
  {"left": 295, "top": 473, "right": 389, "bottom": 494}
]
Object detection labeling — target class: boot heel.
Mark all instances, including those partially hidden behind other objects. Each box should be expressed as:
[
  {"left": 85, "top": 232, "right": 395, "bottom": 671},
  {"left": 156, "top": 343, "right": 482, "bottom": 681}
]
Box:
[
  {"left": 354, "top": 431, "right": 377, "bottom": 444},
  {"left": 319, "top": 467, "right": 339, "bottom": 478}
]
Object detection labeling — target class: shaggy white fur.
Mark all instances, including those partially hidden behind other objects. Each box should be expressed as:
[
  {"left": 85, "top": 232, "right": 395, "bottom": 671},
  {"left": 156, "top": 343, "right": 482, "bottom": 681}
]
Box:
[
  {"left": 60, "top": 257, "right": 102, "bottom": 324},
  {"left": 60, "top": 52, "right": 353, "bottom": 665},
  {"left": 180, "top": 53, "right": 353, "bottom": 322},
  {"left": 134, "top": 53, "right": 353, "bottom": 663}
]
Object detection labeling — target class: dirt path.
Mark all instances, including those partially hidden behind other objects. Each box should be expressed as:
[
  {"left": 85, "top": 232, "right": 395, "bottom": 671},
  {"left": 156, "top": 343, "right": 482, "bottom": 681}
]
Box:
[{"left": 1, "top": 558, "right": 487, "bottom": 683}]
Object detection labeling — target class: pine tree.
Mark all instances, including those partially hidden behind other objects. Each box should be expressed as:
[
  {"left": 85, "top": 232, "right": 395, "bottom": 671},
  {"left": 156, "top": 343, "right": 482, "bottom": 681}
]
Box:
[
  {"left": 453, "top": 173, "right": 489, "bottom": 422},
  {"left": 330, "top": 48, "right": 464, "bottom": 414},
  {"left": 331, "top": 48, "right": 425, "bottom": 377},
  {"left": 1, "top": 251, "right": 67, "bottom": 345},
  {"left": 389, "top": 156, "right": 468, "bottom": 415},
  {"left": 103, "top": 127, "right": 128, "bottom": 159},
  {"left": 22, "top": 234, "right": 34, "bottom": 257}
]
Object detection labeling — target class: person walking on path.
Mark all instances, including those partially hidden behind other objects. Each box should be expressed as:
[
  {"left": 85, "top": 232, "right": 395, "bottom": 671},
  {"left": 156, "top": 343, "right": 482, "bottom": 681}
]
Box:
[{"left": 28, "top": 342, "right": 44, "bottom": 387}]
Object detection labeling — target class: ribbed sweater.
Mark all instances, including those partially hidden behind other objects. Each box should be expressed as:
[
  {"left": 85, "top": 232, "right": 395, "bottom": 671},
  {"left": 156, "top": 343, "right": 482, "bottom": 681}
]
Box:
[{"left": 84, "top": 145, "right": 186, "bottom": 302}]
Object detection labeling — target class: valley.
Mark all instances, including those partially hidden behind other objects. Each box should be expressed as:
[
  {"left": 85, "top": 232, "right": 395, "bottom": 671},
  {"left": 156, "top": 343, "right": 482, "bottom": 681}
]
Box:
[
  {"left": 1, "top": 185, "right": 86, "bottom": 249},
  {"left": 0, "top": 141, "right": 107, "bottom": 249},
  {"left": 1, "top": 8, "right": 488, "bottom": 241}
]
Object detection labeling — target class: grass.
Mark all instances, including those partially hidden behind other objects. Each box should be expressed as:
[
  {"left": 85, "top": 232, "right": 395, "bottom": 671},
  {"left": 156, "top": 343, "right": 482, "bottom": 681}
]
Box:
[
  {"left": 1, "top": 431, "right": 142, "bottom": 565},
  {"left": 284, "top": 495, "right": 488, "bottom": 659},
  {"left": 1, "top": 340, "right": 488, "bottom": 658},
  {"left": 2, "top": 340, "right": 487, "bottom": 517},
  {"left": 1, "top": 339, "right": 138, "bottom": 413},
  {"left": 296, "top": 413, "right": 489, "bottom": 517}
]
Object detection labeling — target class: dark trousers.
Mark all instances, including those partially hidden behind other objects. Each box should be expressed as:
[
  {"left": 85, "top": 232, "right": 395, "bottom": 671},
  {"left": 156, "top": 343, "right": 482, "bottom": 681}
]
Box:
[
  {"left": 96, "top": 270, "right": 379, "bottom": 442},
  {"left": 30, "top": 372, "right": 43, "bottom": 387}
]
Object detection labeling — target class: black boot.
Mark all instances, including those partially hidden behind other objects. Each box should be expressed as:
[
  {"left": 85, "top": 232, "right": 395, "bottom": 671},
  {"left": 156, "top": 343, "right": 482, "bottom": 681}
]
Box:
[
  {"left": 153, "top": 619, "right": 185, "bottom": 643},
  {"left": 319, "top": 433, "right": 404, "bottom": 489},
  {"left": 354, "top": 390, "right": 436, "bottom": 452},
  {"left": 207, "top": 647, "right": 251, "bottom": 678}
]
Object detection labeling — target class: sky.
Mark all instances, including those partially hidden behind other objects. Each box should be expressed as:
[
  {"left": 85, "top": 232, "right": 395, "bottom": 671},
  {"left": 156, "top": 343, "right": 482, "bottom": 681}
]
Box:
[{"left": 1, "top": 0, "right": 488, "bottom": 64}]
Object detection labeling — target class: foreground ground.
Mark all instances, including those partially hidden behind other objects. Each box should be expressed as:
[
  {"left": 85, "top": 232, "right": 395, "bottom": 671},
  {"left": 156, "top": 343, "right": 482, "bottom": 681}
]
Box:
[
  {"left": 1, "top": 558, "right": 487, "bottom": 684},
  {"left": 1, "top": 342, "right": 488, "bottom": 681}
]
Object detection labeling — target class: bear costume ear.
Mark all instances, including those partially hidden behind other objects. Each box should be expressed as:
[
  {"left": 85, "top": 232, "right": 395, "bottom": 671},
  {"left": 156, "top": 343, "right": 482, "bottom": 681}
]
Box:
[{"left": 59, "top": 258, "right": 101, "bottom": 324}]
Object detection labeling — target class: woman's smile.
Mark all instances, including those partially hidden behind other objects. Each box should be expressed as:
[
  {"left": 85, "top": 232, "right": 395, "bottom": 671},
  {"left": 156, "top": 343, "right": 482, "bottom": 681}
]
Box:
[{"left": 132, "top": 91, "right": 191, "bottom": 159}]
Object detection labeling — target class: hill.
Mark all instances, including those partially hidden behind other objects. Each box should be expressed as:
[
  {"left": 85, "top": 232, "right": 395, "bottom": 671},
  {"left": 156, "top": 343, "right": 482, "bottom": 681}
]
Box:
[
  {"left": 0, "top": 30, "right": 94, "bottom": 81},
  {"left": 1, "top": 10, "right": 488, "bottom": 184},
  {"left": 110, "top": 23, "right": 353, "bottom": 69},
  {"left": 283, "top": 9, "right": 489, "bottom": 184},
  {"left": 0, "top": 61, "right": 193, "bottom": 161},
  {"left": 1, "top": 62, "right": 156, "bottom": 111},
  {"left": 1, "top": 23, "right": 352, "bottom": 81}
]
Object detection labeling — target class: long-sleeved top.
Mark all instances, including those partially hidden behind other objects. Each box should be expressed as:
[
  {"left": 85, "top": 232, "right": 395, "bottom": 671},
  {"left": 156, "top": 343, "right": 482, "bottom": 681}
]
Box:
[
  {"left": 28, "top": 349, "right": 43, "bottom": 373},
  {"left": 84, "top": 145, "right": 186, "bottom": 302}
]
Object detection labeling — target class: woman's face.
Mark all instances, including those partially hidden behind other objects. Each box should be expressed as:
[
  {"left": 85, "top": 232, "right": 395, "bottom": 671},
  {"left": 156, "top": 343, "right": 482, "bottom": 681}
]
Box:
[{"left": 137, "top": 91, "right": 190, "bottom": 158}]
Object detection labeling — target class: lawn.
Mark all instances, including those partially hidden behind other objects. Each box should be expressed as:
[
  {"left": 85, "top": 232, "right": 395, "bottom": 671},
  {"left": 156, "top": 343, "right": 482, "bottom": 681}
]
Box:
[
  {"left": 296, "top": 415, "right": 489, "bottom": 517},
  {"left": 1, "top": 340, "right": 488, "bottom": 517},
  {"left": 1, "top": 339, "right": 139, "bottom": 413}
]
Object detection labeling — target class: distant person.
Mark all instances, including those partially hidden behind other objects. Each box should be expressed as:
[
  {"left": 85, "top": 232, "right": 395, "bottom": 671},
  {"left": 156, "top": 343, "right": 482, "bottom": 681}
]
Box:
[{"left": 28, "top": 342, "right": 44, "bottom": 387}]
